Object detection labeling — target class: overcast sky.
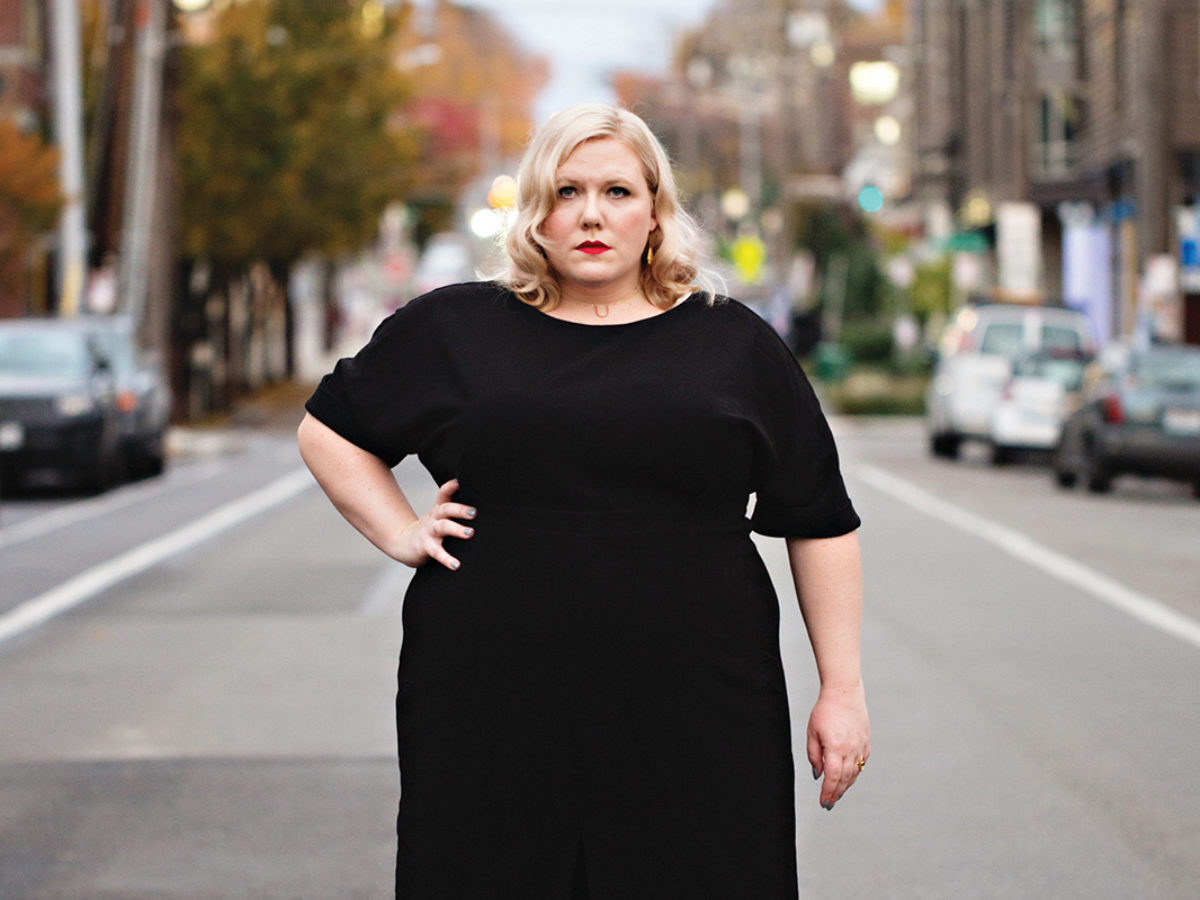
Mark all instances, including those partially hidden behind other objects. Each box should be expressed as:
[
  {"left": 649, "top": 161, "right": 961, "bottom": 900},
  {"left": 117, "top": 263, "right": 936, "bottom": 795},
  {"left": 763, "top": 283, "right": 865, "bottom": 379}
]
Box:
[{"left": 453, "top": 0, "right": 884, "bottom": 120}]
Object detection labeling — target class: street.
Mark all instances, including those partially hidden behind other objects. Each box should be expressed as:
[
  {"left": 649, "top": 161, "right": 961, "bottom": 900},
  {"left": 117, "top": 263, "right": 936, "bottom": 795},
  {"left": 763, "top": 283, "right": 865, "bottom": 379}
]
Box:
[{"left": 0, "top": 415, "right": 1198, "bottom": 899}]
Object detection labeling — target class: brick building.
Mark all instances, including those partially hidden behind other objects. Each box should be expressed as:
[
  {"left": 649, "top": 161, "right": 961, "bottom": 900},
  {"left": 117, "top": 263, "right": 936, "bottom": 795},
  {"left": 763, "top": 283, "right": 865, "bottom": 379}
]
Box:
[{"left": 909, "top": 0, "right": 1200, "bottom": 343}]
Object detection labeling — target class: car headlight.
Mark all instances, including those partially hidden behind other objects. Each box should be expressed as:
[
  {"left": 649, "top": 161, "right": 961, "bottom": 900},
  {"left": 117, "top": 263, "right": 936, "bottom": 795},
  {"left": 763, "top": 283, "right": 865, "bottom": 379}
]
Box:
[{"left": 56, "top": 394, "right": 96, "bottom": 416}]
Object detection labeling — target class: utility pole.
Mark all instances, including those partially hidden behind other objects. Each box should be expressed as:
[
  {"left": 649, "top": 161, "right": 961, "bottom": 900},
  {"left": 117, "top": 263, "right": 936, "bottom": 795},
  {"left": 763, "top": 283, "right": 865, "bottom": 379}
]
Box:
[
  {"left": 50, "top": 0, "right": 88, "bottom": 316},
  {"left": 119, "top": 0, "right": 168, "bottom": 325}
]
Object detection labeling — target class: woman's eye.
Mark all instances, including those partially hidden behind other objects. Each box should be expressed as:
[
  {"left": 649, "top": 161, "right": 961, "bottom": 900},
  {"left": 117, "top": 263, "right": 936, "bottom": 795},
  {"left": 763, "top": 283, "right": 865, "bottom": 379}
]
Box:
[
  {"left": 556, "top": 186, "right": 577, "bottom": 199},
  {"left": 608, "top": 186, "right": 630, "bottom": 198}
]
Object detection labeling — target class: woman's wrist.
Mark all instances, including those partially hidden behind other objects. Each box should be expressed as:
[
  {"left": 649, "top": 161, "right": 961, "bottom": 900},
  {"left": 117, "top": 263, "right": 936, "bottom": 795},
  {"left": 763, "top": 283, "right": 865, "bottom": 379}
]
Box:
[{"left": 817, "top": 675, "right": 864, "bottom": 698}]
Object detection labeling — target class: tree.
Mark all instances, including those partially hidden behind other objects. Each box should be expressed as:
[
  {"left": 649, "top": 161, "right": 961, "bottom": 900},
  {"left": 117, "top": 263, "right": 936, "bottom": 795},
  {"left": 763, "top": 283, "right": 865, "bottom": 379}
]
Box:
[
  {"left": 391, "top": 0, "right": 547, "bottom": 242},
  {"left": 0, "top": 122, "right": 63, "bottom": 316},
  {"left": 176, "top": 0, "right": 420, "bottom": 268}
]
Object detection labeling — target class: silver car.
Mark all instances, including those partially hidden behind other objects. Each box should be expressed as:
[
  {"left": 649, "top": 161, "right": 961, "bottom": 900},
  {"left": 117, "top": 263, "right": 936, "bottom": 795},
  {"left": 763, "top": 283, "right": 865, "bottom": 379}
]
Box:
[{"left": 926, "top": 303, "right": 1096, "bottom": 459}]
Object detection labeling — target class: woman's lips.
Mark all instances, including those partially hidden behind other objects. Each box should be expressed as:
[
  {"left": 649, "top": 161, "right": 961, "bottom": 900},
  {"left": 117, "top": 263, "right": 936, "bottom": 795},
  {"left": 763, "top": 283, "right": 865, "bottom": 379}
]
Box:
[{"left": 576, "top": 242, "right": 610, "bottom": 255}]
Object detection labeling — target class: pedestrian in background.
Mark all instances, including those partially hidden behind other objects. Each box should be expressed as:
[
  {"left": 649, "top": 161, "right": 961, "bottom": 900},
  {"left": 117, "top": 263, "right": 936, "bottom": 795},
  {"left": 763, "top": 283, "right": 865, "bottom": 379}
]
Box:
[{"left": 297, "top": 102, "right": 869, "bottom": 899}]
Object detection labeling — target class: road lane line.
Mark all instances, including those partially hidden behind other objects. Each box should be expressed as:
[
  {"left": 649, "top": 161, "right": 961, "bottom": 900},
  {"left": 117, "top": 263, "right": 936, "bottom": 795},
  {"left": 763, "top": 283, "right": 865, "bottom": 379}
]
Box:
[
  {"left": 0, "top": 460, "right": 229, "bottom": 550},
  {"left": 853, "top": 463, "right": 1200, "bottom": 651},
  {"left": 0, "top": 468, "right": 314, "bottom": 646}
]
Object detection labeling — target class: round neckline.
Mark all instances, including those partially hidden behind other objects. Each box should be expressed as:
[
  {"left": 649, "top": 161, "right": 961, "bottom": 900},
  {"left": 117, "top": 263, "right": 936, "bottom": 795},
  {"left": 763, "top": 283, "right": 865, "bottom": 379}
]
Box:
[{"left": 517, "top": 293, "right": 698, "bottom": 330}]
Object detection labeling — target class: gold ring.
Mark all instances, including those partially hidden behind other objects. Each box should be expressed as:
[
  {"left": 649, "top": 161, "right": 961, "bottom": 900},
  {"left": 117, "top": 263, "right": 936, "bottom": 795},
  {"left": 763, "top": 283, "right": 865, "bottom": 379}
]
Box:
[{"left": 855, "top": 757, "right": 866, "bottom": 771}]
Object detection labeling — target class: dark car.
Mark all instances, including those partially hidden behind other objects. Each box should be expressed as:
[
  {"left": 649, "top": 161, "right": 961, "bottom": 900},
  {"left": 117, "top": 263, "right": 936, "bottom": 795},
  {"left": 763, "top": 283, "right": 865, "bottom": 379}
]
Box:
[
  {"left": 0, "top": 319, "right": 126, "bottom": 491},
  {"left": 83, "top": 315, "right": 170, "bottom": 477},
  {"left": 1053, "top": 343, "right": 1200, "bottom": 498}
]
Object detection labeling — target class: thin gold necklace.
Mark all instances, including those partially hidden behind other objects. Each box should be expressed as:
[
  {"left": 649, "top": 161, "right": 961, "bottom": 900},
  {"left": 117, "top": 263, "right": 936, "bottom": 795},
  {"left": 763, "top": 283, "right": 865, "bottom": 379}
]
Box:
[{"left": 590, "top": 291, "right": 644, "bottom": 319}]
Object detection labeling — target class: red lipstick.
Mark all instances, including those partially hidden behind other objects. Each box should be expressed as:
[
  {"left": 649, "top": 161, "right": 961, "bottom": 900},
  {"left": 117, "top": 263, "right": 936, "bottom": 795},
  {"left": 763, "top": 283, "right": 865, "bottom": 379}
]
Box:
[{"left": 576, "top": 241, "right": 610, "bottom": 254}]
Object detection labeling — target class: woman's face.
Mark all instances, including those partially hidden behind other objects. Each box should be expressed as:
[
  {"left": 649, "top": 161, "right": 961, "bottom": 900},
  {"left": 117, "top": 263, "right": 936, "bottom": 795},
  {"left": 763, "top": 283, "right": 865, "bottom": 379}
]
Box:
[{"left": 540, "top": 138, "right": 658, "bottom": 299}]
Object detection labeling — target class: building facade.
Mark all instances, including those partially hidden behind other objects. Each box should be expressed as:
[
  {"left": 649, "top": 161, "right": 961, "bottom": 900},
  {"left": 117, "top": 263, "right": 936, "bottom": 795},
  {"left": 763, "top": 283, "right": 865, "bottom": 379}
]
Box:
[{"left": 909, "top": 0, "right": 1200, "bottom": 343}]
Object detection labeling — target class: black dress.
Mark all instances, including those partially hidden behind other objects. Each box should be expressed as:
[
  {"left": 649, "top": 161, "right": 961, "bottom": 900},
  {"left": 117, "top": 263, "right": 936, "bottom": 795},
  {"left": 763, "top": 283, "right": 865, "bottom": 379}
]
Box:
[{"left": 305, "top": 283, "right": 859, "bottom": 899}]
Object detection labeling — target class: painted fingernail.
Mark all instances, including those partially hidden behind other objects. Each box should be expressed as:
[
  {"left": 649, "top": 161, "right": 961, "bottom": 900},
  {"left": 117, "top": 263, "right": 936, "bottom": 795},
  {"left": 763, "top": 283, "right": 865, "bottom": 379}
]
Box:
[
  {"left": 823, "top": 801, "right": 835, "bottom": 811},
  {"left": 463, "top": 527, "right": 474, "bottom": 537},
  {"left": 466, "top": 508, "right": 477, "bottom": 517},
  {"left": 450, "top": 560, "right": 460, "bottom": 570},
  {"left": 812, "top": 766, "right": 820, "bottom": 780}
]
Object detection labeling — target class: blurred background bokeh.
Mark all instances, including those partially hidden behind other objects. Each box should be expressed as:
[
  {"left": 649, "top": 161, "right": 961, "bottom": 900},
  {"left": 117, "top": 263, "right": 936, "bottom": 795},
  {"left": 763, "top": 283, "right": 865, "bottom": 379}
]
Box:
[{"left": 7, "top": 0, "right": 1200, "bottom": 428}]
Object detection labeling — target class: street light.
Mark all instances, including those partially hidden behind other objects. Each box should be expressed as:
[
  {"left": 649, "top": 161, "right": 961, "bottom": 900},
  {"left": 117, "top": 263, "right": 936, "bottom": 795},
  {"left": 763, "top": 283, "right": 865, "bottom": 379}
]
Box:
[{"left": 849, "top": 61, "right": 900, "bottom": 105}]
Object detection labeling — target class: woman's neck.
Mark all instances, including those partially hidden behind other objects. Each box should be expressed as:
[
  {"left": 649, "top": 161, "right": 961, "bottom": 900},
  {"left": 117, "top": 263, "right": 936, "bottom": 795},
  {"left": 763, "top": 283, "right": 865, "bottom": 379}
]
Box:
[{"left": 554, "top": 284, "right": 657, "bottom": 324}]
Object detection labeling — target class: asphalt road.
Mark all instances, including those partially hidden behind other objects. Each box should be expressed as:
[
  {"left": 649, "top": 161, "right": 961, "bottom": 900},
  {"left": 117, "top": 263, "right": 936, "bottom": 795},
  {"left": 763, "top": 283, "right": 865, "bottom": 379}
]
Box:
[{"left": 0, "top": 416, "right": 1197, "bottom": 899}]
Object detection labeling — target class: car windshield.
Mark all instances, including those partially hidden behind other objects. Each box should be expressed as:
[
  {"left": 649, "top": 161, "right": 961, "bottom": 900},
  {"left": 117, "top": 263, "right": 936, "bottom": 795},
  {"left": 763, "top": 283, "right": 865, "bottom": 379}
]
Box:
[
  {"left": 1016, "top": 355, "right": 1087, "bottom": 389},
  {"left": 1041, "top": 324, "right": 1084, "bottom": 354},
  {"left": 87, "top": 328, "right": 136, "bottom": 378},
  {"left": 1133, "top": 351, "right": 1200, "bottom": 390},
  {"left": 979, "top": 323, "right": 1023, "bottom": 356},
  {"left": 0, "top": 330, "right": 92, "bottom": 378}
]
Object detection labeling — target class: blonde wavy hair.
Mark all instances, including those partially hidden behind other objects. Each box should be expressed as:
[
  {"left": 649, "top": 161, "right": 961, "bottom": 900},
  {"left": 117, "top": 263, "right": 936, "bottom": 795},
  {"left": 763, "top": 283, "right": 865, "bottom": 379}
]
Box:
[{"left": 498, "top": 103, "right": 720, "bottom": 310}]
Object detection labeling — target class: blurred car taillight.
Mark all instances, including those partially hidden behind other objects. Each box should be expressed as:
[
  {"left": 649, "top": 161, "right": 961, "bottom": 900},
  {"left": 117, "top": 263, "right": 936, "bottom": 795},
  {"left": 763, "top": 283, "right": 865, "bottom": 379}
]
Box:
[
  {"left": 116, "top": 390, "right": 138, "bottom": 414},
  {"left": 1100, "top": 393, "right": 1125, "bottom": 424}
]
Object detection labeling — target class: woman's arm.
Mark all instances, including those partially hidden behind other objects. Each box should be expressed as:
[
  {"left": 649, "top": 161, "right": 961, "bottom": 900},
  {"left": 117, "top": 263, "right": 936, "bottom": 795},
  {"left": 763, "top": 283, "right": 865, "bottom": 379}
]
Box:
[
  {"left": 787, "top": 530, "right": 870, "bottom": 810},
  {"left": 297, "top": 412, "right": 474, "bottom": 570}
]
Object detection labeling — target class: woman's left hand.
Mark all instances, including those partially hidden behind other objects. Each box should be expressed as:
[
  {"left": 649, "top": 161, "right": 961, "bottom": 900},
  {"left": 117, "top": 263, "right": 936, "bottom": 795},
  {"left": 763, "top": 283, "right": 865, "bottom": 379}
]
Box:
[{"left": 806, "top": 681, "right": 870, "bottom": 811}]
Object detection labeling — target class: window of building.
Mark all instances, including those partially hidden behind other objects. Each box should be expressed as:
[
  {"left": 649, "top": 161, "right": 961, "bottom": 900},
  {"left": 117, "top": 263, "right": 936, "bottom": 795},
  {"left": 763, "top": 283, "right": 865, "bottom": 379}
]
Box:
[
  {"left": 1034, "top": 91, "right": 1083, "bottom": 176},
  {"left": 1033, "top": 0, "right": 1079, "bottom": 61},
  {"left": 1113, "top": 0, "right": 1127, "bottom": 112}
]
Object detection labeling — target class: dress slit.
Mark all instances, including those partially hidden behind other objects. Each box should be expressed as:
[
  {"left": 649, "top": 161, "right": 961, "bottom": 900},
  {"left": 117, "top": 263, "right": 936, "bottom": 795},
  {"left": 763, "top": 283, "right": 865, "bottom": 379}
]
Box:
[{"left": 569, "top": 833, "right": 588, "bottom": 900}]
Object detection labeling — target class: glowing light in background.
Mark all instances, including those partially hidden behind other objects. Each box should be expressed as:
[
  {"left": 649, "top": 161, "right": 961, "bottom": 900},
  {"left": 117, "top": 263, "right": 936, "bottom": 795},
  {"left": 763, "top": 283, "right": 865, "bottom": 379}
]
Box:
[{"left": 858, "top": 185, "right": 884, "bottom": 213}]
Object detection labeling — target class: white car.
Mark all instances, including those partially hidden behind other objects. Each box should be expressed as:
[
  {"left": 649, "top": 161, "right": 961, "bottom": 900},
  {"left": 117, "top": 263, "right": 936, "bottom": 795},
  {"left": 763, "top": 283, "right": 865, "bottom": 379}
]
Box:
[
  {"left": 988, "top": 352, "right": 1089, "bottom": 464},
  {"left": 926, "top": 304, "right": 1095, "bottom": 459}
]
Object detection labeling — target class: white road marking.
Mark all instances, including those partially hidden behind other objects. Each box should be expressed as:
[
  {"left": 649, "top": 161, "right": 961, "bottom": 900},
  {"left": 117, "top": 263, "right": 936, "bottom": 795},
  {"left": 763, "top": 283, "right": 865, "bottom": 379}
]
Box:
[
  {"left": 853, "top": 462, "right": 1200, "bottom": 651},
  {"left": 0, "top": 460, "right": 228, "bottom": 550},
  {"left": 0, "top": 468, "right": 314, "bottom": 646}
]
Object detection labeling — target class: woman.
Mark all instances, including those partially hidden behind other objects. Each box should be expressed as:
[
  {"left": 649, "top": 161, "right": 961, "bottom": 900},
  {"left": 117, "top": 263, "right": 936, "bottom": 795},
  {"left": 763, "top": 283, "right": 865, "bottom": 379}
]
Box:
[{"left": 298, "top": 103, "right": 869, "bottom": 898}]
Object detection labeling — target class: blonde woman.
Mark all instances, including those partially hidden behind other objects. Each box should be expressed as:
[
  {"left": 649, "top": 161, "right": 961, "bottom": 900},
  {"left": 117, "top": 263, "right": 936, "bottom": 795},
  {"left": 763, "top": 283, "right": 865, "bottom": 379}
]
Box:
[{"left": 298, "top": 103, "right": 868, "bottom": 899}]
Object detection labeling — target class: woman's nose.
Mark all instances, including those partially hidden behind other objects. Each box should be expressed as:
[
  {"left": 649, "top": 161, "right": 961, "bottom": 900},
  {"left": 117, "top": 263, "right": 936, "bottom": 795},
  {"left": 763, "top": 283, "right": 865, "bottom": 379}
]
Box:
[{"left": 580, "top": 191, "right": 602, "bottom": 225}]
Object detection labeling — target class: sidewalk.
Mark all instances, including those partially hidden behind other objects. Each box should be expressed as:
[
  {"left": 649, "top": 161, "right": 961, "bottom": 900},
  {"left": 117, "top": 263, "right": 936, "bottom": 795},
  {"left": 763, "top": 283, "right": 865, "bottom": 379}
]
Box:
[{"left": 166, "top": 380, "right": 317, "bottom": 461}]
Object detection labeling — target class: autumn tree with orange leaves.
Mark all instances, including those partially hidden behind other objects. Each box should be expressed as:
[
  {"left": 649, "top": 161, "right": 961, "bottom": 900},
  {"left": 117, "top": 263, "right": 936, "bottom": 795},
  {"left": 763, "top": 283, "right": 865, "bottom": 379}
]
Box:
[
  {"left": 392, "top": 0, "right": 547, "bottom": 242},
  {"left": 0, "top": 122, "right": 62, "bottom": 316}
]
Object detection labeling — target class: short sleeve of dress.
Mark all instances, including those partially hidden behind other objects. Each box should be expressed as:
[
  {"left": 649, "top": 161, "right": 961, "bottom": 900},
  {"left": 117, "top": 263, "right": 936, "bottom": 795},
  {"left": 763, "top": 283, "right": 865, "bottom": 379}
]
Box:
[
  {"left": 747, "top": 324, "right": 861, "bottom": 539},
  {"left": 304, "top": 292, "right": 456, "bottom": 467}
]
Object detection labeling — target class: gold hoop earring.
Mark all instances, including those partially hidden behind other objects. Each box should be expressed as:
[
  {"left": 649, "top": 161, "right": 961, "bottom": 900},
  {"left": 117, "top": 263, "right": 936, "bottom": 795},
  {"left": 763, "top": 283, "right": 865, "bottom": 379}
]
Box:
[{"left": 646, "top": 245, "right": 655, "bottom": 265}]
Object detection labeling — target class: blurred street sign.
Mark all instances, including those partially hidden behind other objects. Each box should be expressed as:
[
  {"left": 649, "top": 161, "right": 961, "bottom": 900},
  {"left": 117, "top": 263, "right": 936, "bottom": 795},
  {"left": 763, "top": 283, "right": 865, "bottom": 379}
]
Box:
[
  {"left": 1175, "top": 206, "right": 1200, "bottom": 292},
  {"left": 731, "top": 234, "right": 766, "bottom": 284},
  {"left": 997, "top": 202, "right": 1041, "bottom": 301}
]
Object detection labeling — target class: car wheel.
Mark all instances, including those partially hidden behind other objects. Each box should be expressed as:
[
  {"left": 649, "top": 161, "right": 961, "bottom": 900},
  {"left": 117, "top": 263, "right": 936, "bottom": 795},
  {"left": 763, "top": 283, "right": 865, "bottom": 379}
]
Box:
[
  {"left": 930, "top": 432, "right": 962, "bottom": 460},
  {"left": 131, "top": 433, "right": 166, "bottom": 479},
  {"left": 1052, "top": 441, "right": 1077, "bottom": 488},
  {"left": 1080, "top": 443, "right": 1112, "bottom": 494},
  {"left": 1054, "top": 469, "right": 1078, "bottom": 488},
  {"left": 989, "top": 443, "right": 1012, "bottom": 466},
  {"left": 81, "top": 444, "right": 121, "bottom": 494}
]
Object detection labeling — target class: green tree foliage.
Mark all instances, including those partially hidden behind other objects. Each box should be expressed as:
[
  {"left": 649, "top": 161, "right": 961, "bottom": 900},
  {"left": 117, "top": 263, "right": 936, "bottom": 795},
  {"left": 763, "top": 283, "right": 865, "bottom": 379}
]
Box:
[
  {"left": 791, "top": 201, "right": 885, "bottom": 321},
  {"left": 909, "top": 257, "right": 953, "bottom": 326},
  {"left": 176, "top": 0, "right": 420, "bottom": 266}
]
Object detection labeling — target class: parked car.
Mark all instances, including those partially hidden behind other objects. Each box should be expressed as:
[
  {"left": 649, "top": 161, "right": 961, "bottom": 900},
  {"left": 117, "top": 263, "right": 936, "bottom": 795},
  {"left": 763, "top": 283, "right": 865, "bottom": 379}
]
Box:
[
  {"left": 926, "top": 303, "right": 1095, "bottom": 459},
  {"left": 1053, "top": 343, "right": 1200, "bottom": 497},
  {"left": 0, "top": 319, "right": 125, "bottom": 491},
  {"left": 988, "top": 350, "right": 1091, "bottom": 464},
  {"left": 83, "top": 315, "right": 171, "bottom": 477}
]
